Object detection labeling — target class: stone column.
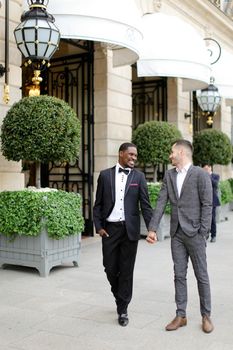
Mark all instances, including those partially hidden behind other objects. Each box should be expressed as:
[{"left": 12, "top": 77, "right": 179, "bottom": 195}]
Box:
[
  {"left": 167, "top": 77, "right": 193, "bottom": 141},
  {"left": 93, "top": 43, "right": 132, "bottom": 192},
  {"left": 0, "top": 0, "right": 24, "bottom": 190}
]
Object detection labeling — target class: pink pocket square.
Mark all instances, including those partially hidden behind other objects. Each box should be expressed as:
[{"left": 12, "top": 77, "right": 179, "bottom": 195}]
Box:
[{"left": 129, "top": 183, "right": 139, "bottom": 186}]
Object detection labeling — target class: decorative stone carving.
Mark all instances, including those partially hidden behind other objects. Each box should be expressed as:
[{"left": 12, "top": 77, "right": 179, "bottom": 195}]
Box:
[
  {"left": 138, "top": 0, "right": 161, "bottom": 14},
  {"left": 153, "top": 0, "right": 162, "bottom": 12}
]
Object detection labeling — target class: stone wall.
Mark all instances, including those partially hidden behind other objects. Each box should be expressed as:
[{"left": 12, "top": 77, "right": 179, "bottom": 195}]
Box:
[
  {"left": 93, "top": 43, "right": 133, "bottom": 192},
  {"left": 0, "top": 0, "right": 24, "bottom": 190}
]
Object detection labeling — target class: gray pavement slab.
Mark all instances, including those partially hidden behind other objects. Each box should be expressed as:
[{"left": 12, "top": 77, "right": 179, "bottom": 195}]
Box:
[{"left": 0, "top": 212, "right": 233, "bottom": 350}]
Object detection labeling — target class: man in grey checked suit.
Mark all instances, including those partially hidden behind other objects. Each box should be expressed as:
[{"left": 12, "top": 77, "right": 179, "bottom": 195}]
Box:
[{"left": 147, "top": 139, "right": 214, "bottom": 333}]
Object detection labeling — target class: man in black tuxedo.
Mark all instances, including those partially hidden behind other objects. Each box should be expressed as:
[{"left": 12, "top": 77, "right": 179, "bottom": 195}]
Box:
[
  {"left": 203, "top": 164, "right": 221, "bottom": 242},
  {"left": 93, "top": 142, "right": 153, "bottom": 327}
]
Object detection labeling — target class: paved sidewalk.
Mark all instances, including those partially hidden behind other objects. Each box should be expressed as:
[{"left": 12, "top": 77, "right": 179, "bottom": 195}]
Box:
[{"left": 0, "top": 212, "right": 233, "bottom": 350}]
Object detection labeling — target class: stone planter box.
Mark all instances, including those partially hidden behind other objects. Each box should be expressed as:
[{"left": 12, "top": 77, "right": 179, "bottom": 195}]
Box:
[
  {"left": 216, "top": 203, "right": 229, "bottom": 223},
  {"left": 140, "top": 213, "right": 170, "bottom": 241},
  {"left": 229, "top": 201, "right": 233, "bottom": 211},
  {"left": 0, "top": 228, "right": 81, "bottom": 277}
]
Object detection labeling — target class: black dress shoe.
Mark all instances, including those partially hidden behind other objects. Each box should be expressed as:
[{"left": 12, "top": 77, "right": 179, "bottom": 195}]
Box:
[{"left": 118, "top": 313, "right": 129, "bottom": 327}]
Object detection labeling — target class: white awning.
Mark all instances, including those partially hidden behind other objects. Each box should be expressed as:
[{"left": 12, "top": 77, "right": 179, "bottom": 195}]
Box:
[
  {"left": 45, "top": 0, "right": 143, "bottom": 67},
  {"left": 137, "top": 13, "right": 211, "bottom": 91},
  {"left": 211, "top": 48, "right": 233, "bottom": 105}
]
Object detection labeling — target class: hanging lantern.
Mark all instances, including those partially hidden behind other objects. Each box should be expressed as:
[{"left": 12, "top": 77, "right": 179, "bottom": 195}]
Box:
[
  {"left": 14, "top": 0, "right": 60, "bottom": 67},
  {"left": 196, "top": 77, "right": 221, "bottom": 126}
]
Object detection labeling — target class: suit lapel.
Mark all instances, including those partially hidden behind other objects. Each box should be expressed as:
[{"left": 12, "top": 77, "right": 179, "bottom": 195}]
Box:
[
  {"left": 124, "top": 169, "right": 135, "bottom": 196},
  {"left": 170, "top": 168, "right": 179, "bottom": 199},
  {"left": 179, "top": 165, "right": 193, "bottom": 198},
  {"left": 110, "top": 167, "right": 116, "bottom": 203}
]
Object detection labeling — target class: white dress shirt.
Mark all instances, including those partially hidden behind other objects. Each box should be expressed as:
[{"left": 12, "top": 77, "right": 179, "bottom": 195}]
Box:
[
  {"left": 176, "top": 163, "right": 191, "bottom": 197},
  {"left": 107, "top": 163, "right": 131, "bottom": 222}
]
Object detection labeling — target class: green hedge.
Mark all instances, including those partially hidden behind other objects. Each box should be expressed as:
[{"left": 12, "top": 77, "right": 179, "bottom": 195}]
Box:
[
  {"left": 148, "top": 179, "right": 233, "bottom": 209},
  {"left": 220, "top": 179, "right": 233, "bottom": 205},
  {"left": 147, "top": 182, "right": 171, "bottom": 214},
  {"left": 0, "top": 189, "right": 84, "bottom": 239},
  {"left": 227, "top": 178, "right": 233, "bottom": 196}
]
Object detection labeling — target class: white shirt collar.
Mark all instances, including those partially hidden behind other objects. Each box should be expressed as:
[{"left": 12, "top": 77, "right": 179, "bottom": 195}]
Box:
[{"left": 176, "top": 162, "right": 192, "bottom": 173}]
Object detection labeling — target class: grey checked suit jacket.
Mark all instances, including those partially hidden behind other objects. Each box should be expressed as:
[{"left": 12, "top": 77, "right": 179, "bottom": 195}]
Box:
[{"left": 148, "top": 165, "right": 213, "bottom": 238}]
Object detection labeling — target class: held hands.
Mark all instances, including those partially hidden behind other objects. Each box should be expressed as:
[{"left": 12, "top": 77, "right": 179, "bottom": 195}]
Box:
[
  {"left": 98, "top": 228, "right": 157, "bottom": 242},
  {"left": 146, "top": 231, "right": 158, "bottom": 244},
  {"left": 98, "top": 229, "right": 109, "bottom": 237}
]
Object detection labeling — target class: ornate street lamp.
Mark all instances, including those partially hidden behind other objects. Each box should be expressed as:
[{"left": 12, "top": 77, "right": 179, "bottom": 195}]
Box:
[
  {"left": 14, "top": 0, "right": 60, "bottom": 94},
  {"left": 196, "top": 77, "right": 221, "bottom": 127},
  {"left": 195, "top": 38, "right": 222, "bottom": 127}
]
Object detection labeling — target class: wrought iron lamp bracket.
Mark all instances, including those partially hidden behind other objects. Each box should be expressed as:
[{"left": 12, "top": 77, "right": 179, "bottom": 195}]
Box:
[
  {"left": 0, "top": 64, "right": 6, "bottom": 77},
  {"left": 204, "top": 37, "right": 221, "bottom": 65}
]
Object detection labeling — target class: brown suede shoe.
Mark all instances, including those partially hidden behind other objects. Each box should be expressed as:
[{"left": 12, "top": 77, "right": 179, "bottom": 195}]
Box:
[
  {"left": 165, "top": 316, "right": 187, "bottom": 331},
  {"left": 202, "top": 315, "right": 214, "bottom": 333}
]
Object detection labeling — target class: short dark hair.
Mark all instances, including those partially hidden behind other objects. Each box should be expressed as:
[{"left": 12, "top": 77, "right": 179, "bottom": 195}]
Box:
[
  {"left": 173, "top": 139, "right": 193, "bottom": 154},
  {"left": 119, "top": 142, "right": 137, "bottom": 152}
]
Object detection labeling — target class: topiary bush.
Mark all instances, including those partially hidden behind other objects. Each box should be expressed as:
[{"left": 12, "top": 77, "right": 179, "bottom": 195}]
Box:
[
  {"left": 132, "top": 121, "right": 182, "bottom": 181},
  {"left": 1, "top": 95, "right": 81, "bottom": 187},
  {"left": 193, "top": 129, "right": 232, "bottom": 166},
  {"left": 1, "top": 95, "right": 81, "bottom": 162}
]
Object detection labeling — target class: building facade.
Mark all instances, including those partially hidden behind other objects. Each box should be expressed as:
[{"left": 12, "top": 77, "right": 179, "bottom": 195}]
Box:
[{"left": 0, "top": 0, "right": 232, "bottom": 234}]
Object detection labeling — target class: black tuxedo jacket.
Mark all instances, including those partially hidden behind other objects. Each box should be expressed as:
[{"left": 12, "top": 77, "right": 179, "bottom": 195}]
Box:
[{"left": 93, "top": 166, "right": 152, "bottom": 241}]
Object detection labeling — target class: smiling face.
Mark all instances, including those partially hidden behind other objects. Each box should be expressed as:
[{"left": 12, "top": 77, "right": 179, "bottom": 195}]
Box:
[{"left": 119, "top": 146, "right": 138, "bottom": 168}]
